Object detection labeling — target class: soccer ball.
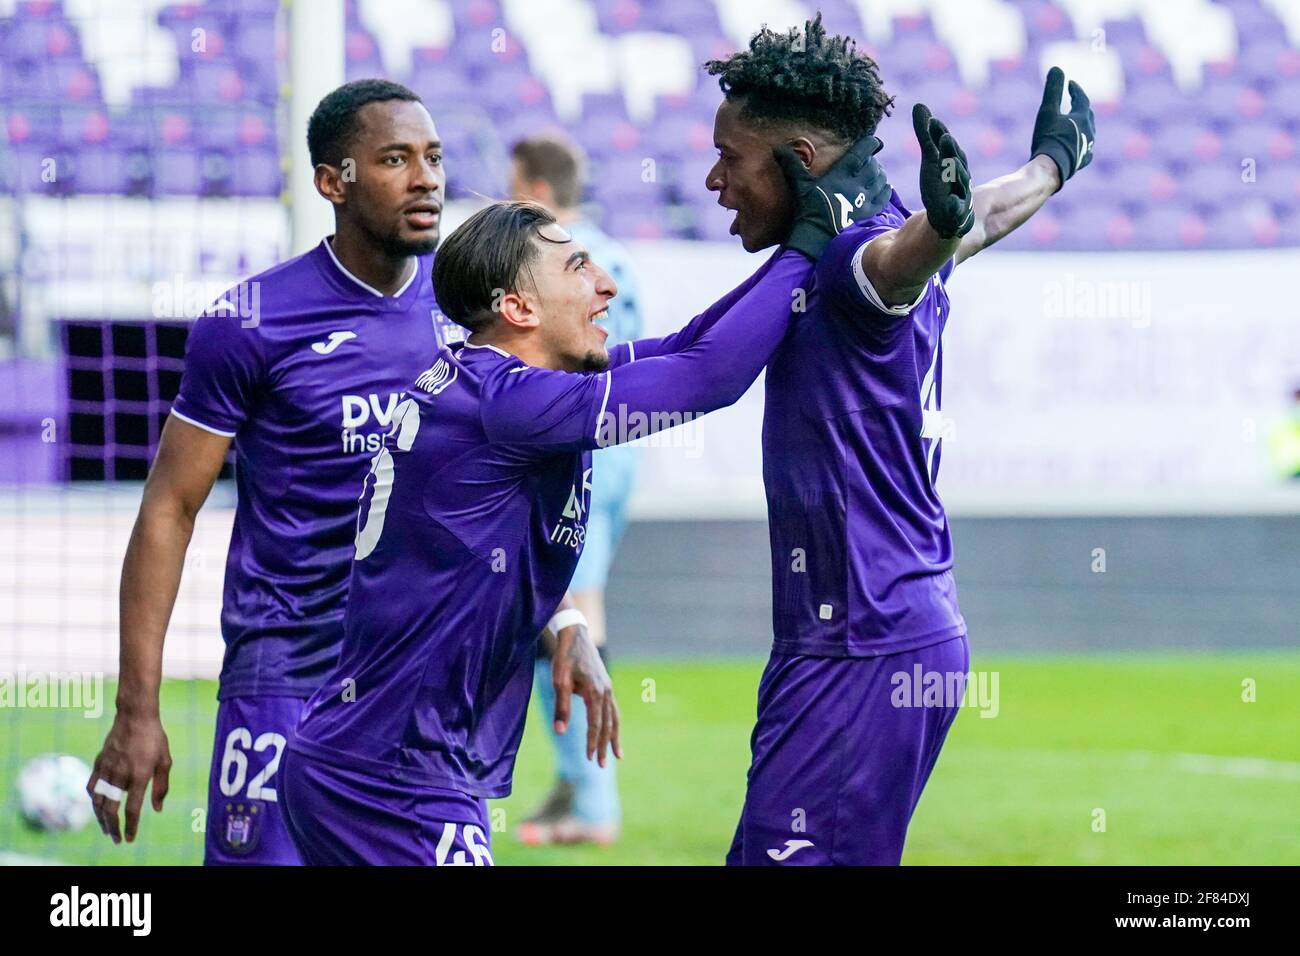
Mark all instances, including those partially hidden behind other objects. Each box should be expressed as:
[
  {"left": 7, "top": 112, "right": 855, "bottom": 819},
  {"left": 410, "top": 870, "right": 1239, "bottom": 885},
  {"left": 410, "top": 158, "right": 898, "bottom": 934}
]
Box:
[{"left": 17, "top": 754, "right": 94, "bottom": 832}]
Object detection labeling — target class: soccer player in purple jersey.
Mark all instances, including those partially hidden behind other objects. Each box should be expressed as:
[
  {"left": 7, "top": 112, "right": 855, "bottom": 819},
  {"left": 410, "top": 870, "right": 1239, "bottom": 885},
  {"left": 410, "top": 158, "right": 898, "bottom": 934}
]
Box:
[
  {"left": 281, "top": 133, "right": 892, "bottom": 864},
  {"left": 85, "top": 80, "right": 470, "bottom": 864},
  {"left": 701, "top": 17, "right": 1095, "bottom": 865}
]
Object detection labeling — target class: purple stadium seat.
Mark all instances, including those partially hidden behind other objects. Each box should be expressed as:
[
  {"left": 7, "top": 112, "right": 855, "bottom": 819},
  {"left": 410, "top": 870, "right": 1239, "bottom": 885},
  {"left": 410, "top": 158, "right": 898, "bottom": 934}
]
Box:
[
  {"left": 1219, "top": 0, "right": 1289, "bottom": 42},
  {"left": 152, "top": 146, "right": 202, "bottom": 195},
  {"left": 650, "top": 112, "right": 713, "bottom": 159},
  {"left": 7, "top": 143, "right": 58, "bottom": 193},
  {"left": 1114, "top": 121, "right": 1152, "bottom": 161},
  {"left": 1203, "top": 206, "right": 1268, "bottom": 248},
  {"left": 190, "top": 60, "right": 250, "bottom": 103},
  {"left": 1178, "top": 162, "right": 1260, "bottom": 215},
  {"left": 587, "top": 156, "right": 659, "bottom": 208},
  {"left": 641, "top": 0, "right": 721, "bottom": 36},
  {"left": 1022, "top": 206, "right": 1063, "bottom": 248},
  {"left": 1156, "top": 119, "right": 1223, "bottom": 163},
  {"left": 602, "top": 203, "right": 670, "bottom": 240},
  {"left": 451, "top": 0, "right": 504, "bottom": 31},
  {"left": 1014, "top": 0, "right": 1075, "bottom": 45},
  {"left": 1235, "top": 39, "right": 1300, "bottom": 87},
  {"left": 1123, "top": 76, "right": 1185, "bottom": 129},
  {"left": 977, "top": 76, "right": 1042, "bottom": 128},
  {"left": 68, "top": 146, "right": 131, "bottom": 194},
  {"left": 1136, "top": 205, "right": 1209, "bottom": 249},
  {"left": 1200, "top": 78, "right": 1267, "bottom": 125},
  {"left": 1253, "top": 165, "right": 1300, "bottom": 214},
  {"left": 344, "top": 28, "right": 383, "bottom": 74},
  {"left": 593, "top": 0, "right": 644, "bottom": 34},
  {"left": 409, "top": 64, "right": 478, "bottom": 107},
  {"left": 1226, "top": 121, "right": 1296, "bottom": 163},
  {"left": 232, "top": 148, "right": 282, "bottom": 196},
  {"left": 234, "top": 15, "right": 279, "bottom": 64},
  {"left": 815, "top": 0, "right": 865, "bottom": 39},
  {"left": 5, "top": 105, "right": 59, "bottom": 145},
  {"left": 887, "top": 36, "right": 958, "bottom": 85},
  {"left": 57, "top": 106, "right": 110, "bottom": 147}
]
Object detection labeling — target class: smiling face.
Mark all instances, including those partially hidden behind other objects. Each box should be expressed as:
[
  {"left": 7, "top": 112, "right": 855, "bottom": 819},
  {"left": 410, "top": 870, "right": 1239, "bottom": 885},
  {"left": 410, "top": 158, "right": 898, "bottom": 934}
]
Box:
[
  {"left": 515, "top": 224, "right": 618, "bottom": 372},
  {"left": 706, "top": 97, "right": 799, "bottom": 253},
  {"left": 337, "top": 99, "right": 445, "bottom": 256}
]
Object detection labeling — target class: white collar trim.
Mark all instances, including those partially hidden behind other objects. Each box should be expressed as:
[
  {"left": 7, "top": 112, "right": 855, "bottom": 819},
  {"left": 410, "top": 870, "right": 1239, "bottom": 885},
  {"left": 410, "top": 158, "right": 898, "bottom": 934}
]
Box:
[
  {"left": 462, "top": 341, "right": 514, "bottom": 359},
  {"left": 322, "top": 238, "right": 418, "bottom": 298}
]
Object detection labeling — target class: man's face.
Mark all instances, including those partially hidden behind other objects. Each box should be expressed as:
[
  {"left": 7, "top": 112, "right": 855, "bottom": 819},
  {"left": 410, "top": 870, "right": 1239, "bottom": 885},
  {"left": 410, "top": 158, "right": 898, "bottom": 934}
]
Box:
[
  {"left": 508, "top": 158, "right": 549, "bottom": 207},
  {"left": 522, "top": 224, "right": 617, "bottom": 373},
  {"left": 341, "top": 99, "right": 445, "bottom": 256},
  {"left": 706, "top": 97, "right": 797, "bottom": 253}
]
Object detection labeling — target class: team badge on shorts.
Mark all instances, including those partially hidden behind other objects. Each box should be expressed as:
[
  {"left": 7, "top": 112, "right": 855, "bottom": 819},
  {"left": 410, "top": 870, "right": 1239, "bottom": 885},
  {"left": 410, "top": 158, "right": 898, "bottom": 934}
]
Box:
[{"left": 221, "top": 801, "right": 262, "bottom": 856}]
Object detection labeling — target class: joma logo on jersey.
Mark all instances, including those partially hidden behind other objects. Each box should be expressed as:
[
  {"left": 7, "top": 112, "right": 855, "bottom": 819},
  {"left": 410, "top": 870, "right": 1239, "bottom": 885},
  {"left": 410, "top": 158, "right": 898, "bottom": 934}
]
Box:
[
  {"left": 549, "top": 468, "right": 592, "bottom": 551},
  {"left": 341, "top": 392, "right": 405, "bottom": 454}
]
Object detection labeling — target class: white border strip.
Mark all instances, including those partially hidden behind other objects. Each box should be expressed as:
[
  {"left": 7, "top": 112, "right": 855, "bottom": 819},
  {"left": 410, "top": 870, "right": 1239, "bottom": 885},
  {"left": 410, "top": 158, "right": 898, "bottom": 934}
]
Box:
[{"left": 169, "top": 409, "right": 236, "bottom": 438}]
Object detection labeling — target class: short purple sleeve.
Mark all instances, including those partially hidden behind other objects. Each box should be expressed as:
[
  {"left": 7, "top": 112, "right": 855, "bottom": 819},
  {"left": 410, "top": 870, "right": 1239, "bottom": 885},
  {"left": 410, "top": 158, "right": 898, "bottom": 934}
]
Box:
[
  {"left": 816, "top": 220, "right": 953, "bottom": 324},
  {"left": 480, "top": 364, "right": 609, "bottom": 453},
  {"left": 170, "top": 306, "right": 266, "bottom": 437}
]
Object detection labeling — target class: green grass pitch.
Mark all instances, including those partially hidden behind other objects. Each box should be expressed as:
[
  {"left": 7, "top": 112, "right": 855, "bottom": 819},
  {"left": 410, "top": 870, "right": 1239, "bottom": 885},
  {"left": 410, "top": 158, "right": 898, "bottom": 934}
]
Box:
[{"left": 3, "top": 653, "right": 1298, "bottom": 865}]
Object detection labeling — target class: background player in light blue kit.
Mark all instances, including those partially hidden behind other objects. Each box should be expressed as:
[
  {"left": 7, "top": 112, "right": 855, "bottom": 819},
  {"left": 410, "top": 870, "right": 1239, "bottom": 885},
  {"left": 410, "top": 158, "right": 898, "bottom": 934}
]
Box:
[{"left": 508, "top": 134, "right": 641, "bottom": 846}]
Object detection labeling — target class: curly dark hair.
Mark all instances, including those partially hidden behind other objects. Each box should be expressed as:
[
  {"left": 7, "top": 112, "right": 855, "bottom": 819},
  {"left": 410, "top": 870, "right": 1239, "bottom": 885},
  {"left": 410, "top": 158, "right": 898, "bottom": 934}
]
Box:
[
  {"left": 307, "top": 78, "right": 422, "bottom": 168},
  {"left": 704, "top": 13, "right": 894, "bottom": 143}
]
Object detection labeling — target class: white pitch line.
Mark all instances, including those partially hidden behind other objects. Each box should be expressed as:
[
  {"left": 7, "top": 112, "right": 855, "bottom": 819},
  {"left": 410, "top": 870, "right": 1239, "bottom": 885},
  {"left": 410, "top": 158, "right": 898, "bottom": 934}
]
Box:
[
  {"left": 0, "top": 850, "right": 64, "bottom": 866},
  {"left": 1129, "top": 750, "right": 1300, "bottom": 782}
]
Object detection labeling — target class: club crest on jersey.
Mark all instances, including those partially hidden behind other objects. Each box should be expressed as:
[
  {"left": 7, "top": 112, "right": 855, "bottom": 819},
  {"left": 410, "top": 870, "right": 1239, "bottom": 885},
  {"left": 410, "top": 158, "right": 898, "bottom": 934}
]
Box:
[
  {"left": 550, "top": 467, "right": 592, "bottom": 551},
  {"left": 220, "top": 801, "right": 261, "bottom": 855}
]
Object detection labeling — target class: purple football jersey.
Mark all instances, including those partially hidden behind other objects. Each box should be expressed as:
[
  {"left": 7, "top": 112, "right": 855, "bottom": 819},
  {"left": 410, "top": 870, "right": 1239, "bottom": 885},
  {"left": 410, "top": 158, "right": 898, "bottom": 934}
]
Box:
[
  {"left": 171, "top": 239, "right": 451, "bottom": 698},
  {"left": 291, "top": 250, "right": 812, "bottom": 798},
  {"left": 761, "top": 192, "right": 967, "bottom": 657}
]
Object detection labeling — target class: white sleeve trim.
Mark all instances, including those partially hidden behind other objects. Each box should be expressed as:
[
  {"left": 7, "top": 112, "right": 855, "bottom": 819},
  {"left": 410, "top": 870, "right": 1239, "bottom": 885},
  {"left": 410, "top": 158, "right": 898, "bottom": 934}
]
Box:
[
  {"left": 851, "top": 237, "right": 928, "bottom": 315},
  {"left": 594, "top": 371, "right": 612, "bottom": 441},
  {"left": 170, "top": 408, "right": 237, "bottom": 438},
  {"left": 626, "top": 340, "right": 636, "bottom": 363}
]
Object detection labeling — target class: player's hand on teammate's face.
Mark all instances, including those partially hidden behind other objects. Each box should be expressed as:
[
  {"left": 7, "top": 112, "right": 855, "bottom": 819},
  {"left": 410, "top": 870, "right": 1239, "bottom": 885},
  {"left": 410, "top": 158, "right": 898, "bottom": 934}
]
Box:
[
  {"left": 913, "top": 103, "right": 974, "bottom": 240},
  {"left": 1030, "top": 66, "right": 1095, "bottom": 192},
  {"left": 550, "top": 624, "right": 621, "bottom": 767},
  {"left": 86, "top": 710, "right": 173, "bottom": 844},
  {"left": 774, "top": 130, "right": 892, "bottom": 260}
]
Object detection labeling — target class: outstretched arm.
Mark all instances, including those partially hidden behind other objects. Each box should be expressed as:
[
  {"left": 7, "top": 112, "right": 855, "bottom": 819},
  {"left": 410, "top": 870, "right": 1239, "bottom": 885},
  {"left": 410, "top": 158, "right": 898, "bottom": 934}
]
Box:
[
  {"left": 861, "top": 104, "right": 972, "bottom": 306},
  {"left": 956, "top": 67, "right": 1094, "bottom": 265},
  {"left": 483, "top": 250, "right": 812, "bottom": 451},
  {"left": 863, "top": 68, "right": 1095, "bottom": 303},
  {"left": 954, "top": 155, "right": 1060, "bottom": 265}
]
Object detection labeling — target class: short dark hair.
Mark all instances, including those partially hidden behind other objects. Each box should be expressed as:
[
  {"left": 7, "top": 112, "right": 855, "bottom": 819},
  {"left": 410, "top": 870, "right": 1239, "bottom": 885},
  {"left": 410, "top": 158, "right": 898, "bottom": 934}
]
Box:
[
  {"left": 704, "top": 13, "right": 894, "bottom": 143},
  {"left": 433, "top": 201, "right": 560, "bottom": 333},
  {"left": 511, "top": 134, "right": 586, "bottom": 209},
  {"left": 307, "top": 78, "right": 422, "bottom": 167}
]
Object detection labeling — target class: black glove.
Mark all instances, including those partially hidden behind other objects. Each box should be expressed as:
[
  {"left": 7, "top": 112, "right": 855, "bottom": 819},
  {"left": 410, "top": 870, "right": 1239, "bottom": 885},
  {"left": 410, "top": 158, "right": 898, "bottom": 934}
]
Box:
[
  {"left": 774, "top": 132, "right": 891, "bottom": 260},
  {"left": 913, "top": 103, "right": 973, "bottom": 240},
  {"left": 1031, "top": 66, "right": 1095, "bottom": 192}
]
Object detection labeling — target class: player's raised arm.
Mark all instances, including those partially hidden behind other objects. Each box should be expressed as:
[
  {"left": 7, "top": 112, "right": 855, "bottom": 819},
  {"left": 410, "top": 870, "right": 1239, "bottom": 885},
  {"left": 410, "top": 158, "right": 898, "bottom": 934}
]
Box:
[
  {"left": 88, "top": 416, "right": 230, "bottom": 843},
  {"left": 858, "top": 104, "right": 974, "bottom": 307},
  {"left": 953, "top": 67, "right": 1095, "bottom": 266}
]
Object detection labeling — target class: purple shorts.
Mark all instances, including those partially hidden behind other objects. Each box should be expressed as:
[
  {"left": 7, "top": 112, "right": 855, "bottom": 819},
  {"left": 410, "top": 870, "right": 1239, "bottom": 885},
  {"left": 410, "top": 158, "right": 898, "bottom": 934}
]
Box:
[
  {"left": 204, "top": 695, "right": 305, "bottom": 866},
  {"left": 727, "top": 634, "right": 970, "bottom": 866},
  {"left": 280, "top": 745, "right": 494, "bottom": 866}
]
